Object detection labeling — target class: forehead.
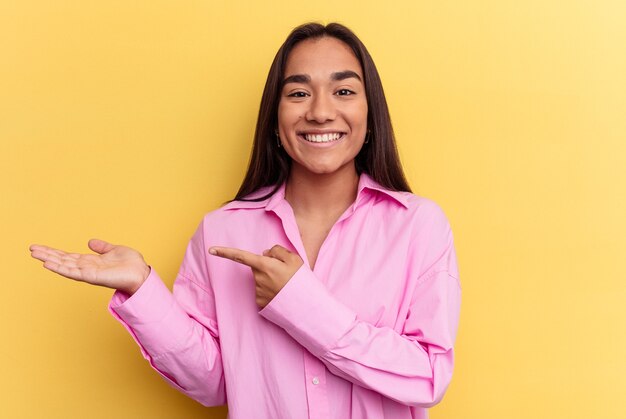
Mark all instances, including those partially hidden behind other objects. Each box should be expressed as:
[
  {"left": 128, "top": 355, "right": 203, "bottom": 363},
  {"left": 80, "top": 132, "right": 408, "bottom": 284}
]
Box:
[{"left": 284, "top": 37, "right": 363, "bottom": 77}]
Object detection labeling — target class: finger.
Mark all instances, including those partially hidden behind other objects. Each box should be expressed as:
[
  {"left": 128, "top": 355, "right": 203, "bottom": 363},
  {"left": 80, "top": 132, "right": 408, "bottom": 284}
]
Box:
[
  {"left": 30, "top": 249, "right": 60, "bottom": 264},
  {"left": 42, "top": 260, "right": 85, "bottom": 282},
  {"left": 30, "top": 245, "right": 82, "bottom": 261},
  {"left": 29, "top": 244, "right": 66, "bottom": 257},
  {"left": 209, "top": 246, "right": 264, "bottom": 268},
  {"left": 88, "top": 239, "right": 115, "bottom": 254},
  {"left": 30, "top": 248, "right": 69, "bottom": 263},
  {"left": 31, "top": 244, "right": 81, "bottom": 259},
  {"left": 30, "top": 249, "right": 52, "bottom": 263},
  {"left": 34, "top": 251, "right": 81, "bottom": 270},
  {"left": 29, "top": 244, "right": 50, "bottom": 252},
  {"left": 266, "top": 245, "right": 293, "bottom": 263}
]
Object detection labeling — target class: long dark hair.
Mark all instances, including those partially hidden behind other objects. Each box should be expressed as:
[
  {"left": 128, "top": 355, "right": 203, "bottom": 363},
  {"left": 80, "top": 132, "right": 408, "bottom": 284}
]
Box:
[{"left": 234, "top": 22, "right": 411, "bottom": 201}]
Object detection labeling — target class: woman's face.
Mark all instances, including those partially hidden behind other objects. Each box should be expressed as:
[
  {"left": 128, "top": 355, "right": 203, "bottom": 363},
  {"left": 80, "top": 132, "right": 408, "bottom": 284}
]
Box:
[{"left": 277, "top": 36, "right": 368, "bottom": 177}]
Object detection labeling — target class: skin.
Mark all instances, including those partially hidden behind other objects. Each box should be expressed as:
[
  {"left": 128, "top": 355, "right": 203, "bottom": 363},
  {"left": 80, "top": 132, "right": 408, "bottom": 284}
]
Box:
[
  {"left": 213, "top": 37, "right": 369, "bottom": 304},
  {"left": 277, "top": 36, "right": 368, "bottom": 179},
  {"left": 29, "top": 36, "right": 369, "bottom": 309},
  {"left": 29, "top": 239, "right": 150, "bottom": 295}
]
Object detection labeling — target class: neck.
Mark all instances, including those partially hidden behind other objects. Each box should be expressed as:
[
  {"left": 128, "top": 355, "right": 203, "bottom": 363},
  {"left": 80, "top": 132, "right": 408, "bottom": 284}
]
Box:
[{"left": 285, "top": 163, "right": 360, "bottom": 218}]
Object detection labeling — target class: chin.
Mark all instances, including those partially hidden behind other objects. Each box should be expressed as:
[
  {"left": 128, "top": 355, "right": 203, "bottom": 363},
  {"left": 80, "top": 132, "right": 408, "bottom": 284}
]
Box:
[
  {"left": 302, "top": 161, "right": 353, "bottom": 176},
  {"left": 290, "top": 155, "right": 357, "bottom": 177},
  {"left": 307, "top": 167, "right": 340, "bottom": 175}
]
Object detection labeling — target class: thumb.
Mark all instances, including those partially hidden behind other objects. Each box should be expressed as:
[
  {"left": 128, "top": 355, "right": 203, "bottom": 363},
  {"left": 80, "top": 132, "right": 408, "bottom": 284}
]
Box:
[
  {"left": 88, "top": 239, "right": 115, "bottom": 254},
  {"left": 267, "top": 245, "right": 293, "bottom": 263}
]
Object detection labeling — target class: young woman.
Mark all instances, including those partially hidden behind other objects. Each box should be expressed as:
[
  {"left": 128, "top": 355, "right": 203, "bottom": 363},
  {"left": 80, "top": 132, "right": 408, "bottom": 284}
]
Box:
[{"left": 30, "top": 22, "right": 461, "bottom": 419}]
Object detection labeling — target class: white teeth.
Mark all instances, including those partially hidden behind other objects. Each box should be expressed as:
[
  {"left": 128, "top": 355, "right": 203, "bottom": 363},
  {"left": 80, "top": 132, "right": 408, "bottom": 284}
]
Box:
[{"left": 303, "top": 133, "right": 342, "bottom": 143}]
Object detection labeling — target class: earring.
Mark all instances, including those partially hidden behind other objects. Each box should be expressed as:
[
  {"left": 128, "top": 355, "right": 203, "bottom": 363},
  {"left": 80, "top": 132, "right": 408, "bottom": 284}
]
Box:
[
  {"left": 365, "top": 129, "right": 371, "bottom": 144},
  {"left": 275, "top": 130, "right": 281, "bottom": 148}
]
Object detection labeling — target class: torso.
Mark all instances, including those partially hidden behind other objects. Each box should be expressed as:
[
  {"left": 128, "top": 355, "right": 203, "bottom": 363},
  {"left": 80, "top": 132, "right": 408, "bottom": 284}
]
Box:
[
  {"left": 285, "top": 167, "right": 360, "bottom": 269},
  {"left": 295, "top": 214, "right": 340, "bottom": 269}
]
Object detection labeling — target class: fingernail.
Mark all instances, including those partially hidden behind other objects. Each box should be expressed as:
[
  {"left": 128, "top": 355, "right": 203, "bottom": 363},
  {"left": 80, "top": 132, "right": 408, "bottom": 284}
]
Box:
[{"left": 209, "top": 248, "right": 217, "bottom": 255}]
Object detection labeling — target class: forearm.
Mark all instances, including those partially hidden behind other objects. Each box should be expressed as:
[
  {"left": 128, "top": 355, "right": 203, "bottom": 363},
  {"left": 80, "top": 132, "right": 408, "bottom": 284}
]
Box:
[
  {"left": 109, "top": 269, "right": 226, "bottom": 406},
  {"left": 317, "top": 319, "right": 455, "bottom": 407},
  {"left": 260, "top": 265, "right": 460, "bottom": 407}
]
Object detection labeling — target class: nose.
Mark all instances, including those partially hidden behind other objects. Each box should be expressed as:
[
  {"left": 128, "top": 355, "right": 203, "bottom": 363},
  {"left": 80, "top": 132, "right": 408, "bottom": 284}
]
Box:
[{"left": 305, "top": 94, "right": 336, "bottom": 123}]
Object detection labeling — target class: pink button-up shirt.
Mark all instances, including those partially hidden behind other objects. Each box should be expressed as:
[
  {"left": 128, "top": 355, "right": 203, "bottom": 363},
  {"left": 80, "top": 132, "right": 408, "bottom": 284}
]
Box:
[{"left": 109, "top": 174, "right": 461, "bottom": 419}]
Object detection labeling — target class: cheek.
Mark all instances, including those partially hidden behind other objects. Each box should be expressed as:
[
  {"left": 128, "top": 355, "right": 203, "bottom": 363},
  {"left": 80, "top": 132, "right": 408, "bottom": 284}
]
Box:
[
  {"left": 360, "top": 101, "right": 369, "bottom": 124},
  {"left": 349, "top": 101, "right": 368, "bottom": 129},
  {"left": 277, "top": 102, "right": 286, "bottom": 127},
  {"left": 277, "top": 101, "right": 302, "bottom": 128}
]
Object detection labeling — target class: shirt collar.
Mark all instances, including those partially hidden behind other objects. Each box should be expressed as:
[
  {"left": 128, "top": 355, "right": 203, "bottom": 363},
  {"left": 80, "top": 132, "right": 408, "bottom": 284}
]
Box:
[
  {"left": 357, "top": 173, "right": 410, "bottom": 209},
  {"left": 224, "top": 173, "right": 409, "bottom": 211}
]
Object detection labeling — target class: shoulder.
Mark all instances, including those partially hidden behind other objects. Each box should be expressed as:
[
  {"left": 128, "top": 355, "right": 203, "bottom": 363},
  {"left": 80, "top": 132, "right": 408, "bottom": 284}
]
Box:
[
  {"left": 405, "top": 193, "right": 450, "bottom": 226},
  {"left": 405, "top": 194, "right": 453, "bottom": 243},
  {"left": 194, "top": 187, "right": 276, "bottom": 238},
  {"left": 374, "top": 187, "right": 451, "bottom": 231},
  {"left": 405, "top": 194, "right": 458, "bottom": 276},
  {"left": 360, "top": 174, "right": 449, "bottom": 228},
  {"left": 381, "top": 191, "right": 455, "bottom": 259}
]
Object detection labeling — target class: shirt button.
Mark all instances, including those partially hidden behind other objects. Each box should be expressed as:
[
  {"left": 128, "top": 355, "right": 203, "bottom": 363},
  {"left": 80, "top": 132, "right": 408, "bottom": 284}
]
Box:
[{"left": 312, "top": 377, "right": 320, "bottom": 385}]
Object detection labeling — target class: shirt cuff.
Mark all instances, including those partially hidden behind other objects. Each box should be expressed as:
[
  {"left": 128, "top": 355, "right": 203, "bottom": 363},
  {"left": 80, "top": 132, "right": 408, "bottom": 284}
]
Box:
[
  {"left": 259, "top": 265, "right": 357, "bottom": 357},
  {"left": 109, "top": 268, "right": 194, "bottom": 358}
]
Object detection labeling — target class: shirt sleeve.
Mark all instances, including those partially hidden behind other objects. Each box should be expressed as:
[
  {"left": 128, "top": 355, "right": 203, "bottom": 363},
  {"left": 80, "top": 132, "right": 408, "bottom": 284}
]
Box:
[
  {"left": 108, "top": 220, "right": 226, "bottom": 407},
  {"left": 259, "top": 210, "right": 461, "bottom": 408}
]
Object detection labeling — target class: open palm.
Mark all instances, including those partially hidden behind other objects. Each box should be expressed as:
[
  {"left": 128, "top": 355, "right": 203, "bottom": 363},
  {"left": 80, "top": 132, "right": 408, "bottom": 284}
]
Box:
[{"left": 29, "top": 239, "right": 150, "bottom": 294}]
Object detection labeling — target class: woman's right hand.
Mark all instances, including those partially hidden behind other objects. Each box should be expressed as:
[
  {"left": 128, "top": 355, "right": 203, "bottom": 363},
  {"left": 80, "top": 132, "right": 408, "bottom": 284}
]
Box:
[{"left": 29, "top": 239, "right": 150, "bottom": 295}]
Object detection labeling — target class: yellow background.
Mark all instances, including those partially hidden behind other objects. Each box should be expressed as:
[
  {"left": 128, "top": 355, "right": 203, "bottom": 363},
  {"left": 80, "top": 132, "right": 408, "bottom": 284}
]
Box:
[{"left": 1, "top": 1, "right": 624, "bottom": 418}]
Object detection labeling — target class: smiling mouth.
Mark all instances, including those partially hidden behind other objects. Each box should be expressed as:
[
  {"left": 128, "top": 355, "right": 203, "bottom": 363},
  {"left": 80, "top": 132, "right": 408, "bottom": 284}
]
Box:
[{"left": 299, "top": 132, "right": 346, "bottom": 143}]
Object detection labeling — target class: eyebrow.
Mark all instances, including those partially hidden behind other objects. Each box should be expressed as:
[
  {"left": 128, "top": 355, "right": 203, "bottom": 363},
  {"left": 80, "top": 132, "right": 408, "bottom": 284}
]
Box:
[
  {"left": 282, "top": 74, "right": 311, "bottom": 85},
  {"left": 282, "top": 70, "right": 362, "bottom": 86},
  {"left": 331, "top": 70, "right": 362, "bottom": 82}
]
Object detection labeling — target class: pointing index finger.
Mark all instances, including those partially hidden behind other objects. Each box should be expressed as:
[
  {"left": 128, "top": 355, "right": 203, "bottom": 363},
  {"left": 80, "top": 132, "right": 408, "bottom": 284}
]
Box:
[{"left": 209, "top": 246, "right": 263, "bottom": 268}]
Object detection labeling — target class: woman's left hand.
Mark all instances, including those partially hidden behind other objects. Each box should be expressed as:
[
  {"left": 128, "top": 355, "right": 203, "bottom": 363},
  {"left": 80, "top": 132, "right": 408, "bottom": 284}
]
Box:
[{"left": 209, "top": 245, "right": 303, "bottom": 308}]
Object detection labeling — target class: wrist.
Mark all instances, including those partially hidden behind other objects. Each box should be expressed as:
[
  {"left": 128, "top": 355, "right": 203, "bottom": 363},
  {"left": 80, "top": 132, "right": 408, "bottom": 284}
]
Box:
[{"left": 123, "top": 264, "right": 150, "bottom": 295}]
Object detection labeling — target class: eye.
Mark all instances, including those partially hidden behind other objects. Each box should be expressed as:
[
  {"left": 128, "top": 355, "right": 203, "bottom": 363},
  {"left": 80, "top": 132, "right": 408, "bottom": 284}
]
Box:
[
  {"left": 335, "top": 89, "right": 355, "bottom": 96},
  {"left": 287, "top": 91, "right": 308, "bottom": 98}
]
